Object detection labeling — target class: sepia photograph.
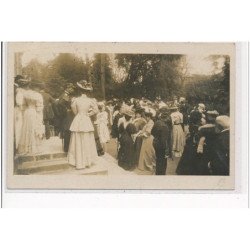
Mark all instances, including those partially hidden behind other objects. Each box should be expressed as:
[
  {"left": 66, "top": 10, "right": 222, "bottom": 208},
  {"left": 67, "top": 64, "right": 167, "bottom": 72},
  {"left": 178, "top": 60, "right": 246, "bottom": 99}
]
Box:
[{"left": 5, "top": 42, "right": 235, "bottom": 189}]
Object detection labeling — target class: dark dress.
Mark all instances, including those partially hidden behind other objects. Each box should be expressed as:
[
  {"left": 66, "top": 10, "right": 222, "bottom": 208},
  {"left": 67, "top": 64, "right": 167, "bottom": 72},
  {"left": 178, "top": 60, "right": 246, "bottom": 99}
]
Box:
[
  {"left": 210, "top": 130, "right": 229, "bottom": 175},
  {"left": 52, "top": 99, "right": 68, "bottom": 137},
  {"left": 151, "top": 118, "right": 171, "bottom": 175},
  {"left": 176, "top": 124, "right": 216, "bottom": 176},
  {"left": 133, "top": 118, "right": 146, "bottom": 166},
  {"left": 118, "top": 123, "right": 137, "bottom": 170},
  {"left": 193, "top": 125, "right": 217, "bottom": 175},
  {"left": 111, "top": 113, "right": 123, "bottom": 138},
  {"left": 179, "top": 102, "right": 189, "bottom": 130},
  {"left": 61, "top": 108, "right": 75, "bottom": 153},
  {"left": 176, "top": 111, "right": 204, "bottom": 175},
  {"left": 176, "top": 136, "right": 199, "bottom": 175}
]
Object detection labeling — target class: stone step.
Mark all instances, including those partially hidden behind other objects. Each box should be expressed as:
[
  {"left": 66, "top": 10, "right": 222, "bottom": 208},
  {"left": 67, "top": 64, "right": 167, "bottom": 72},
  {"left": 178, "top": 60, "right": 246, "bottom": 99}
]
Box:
[
  {"left": 16, "top": 156, "right": 109, "bottom": 175},
  {"left": 15, "top": 152, "right": 67, "bottom": 165},
  {"left": 16, "top": 158, "right": 70, "bottom": 175},
  {"left": 37, "top": 163, "right": 108, "bottom": 175}
]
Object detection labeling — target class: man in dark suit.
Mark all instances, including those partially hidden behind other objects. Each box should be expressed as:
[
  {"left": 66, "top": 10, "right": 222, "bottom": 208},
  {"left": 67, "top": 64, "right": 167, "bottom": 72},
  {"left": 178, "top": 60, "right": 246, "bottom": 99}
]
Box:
[
  {"left": 151, "top": 107, "right": 172, "bottom": 175},
  {"left": 209, "top": 115, "right": 230, "bottom": 175}
]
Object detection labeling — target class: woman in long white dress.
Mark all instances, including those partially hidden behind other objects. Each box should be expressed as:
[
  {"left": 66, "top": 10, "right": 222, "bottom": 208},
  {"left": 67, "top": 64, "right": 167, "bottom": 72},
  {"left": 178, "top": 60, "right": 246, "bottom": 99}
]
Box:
[
  {"left": 18, "top": 82, "right": 45, "bottom": 155},
  {"left": 67, "top": 80, "right": 99, "bottom": 169},
  {"left": 14, "top": 80, "right": 28, "bottom": 150},
  {"left": 170, "top": 106, "right": 185, "bottom": 157}
]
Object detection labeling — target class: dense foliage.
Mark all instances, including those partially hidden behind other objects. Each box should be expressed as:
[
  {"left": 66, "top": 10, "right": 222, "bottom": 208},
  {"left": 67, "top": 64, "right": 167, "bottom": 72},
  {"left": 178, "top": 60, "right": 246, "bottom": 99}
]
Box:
[
  {"left": 115, "top": 54, "right": 186, "bottom": 100},
  {"left": 22, "top": 53, "right": 230, "bottom": 114},
  {"left": 184, "top": 56, "right": 230, "bottom": 115}
]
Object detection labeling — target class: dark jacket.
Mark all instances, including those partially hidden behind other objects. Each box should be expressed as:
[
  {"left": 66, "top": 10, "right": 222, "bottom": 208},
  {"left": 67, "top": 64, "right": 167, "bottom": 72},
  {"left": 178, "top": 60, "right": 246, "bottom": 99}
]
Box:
[
  {"left": 210, "top": 130, "right": 230, "bottom": 175},
  {"left": 151, "top": 118, "right": 171, "bottom": 156},
  {"left": 111, "top": 113, "right": 123, "bottom": 138}
]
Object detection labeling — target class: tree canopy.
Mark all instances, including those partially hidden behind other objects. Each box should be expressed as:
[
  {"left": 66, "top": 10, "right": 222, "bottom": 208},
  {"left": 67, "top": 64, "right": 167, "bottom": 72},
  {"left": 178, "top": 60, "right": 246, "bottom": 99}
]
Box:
[
  {"left": 115, "top": 54, "right": 186, "bottom": 100},
  {"left": 21, "top": 53, "right": 230, "bottom": 114}
]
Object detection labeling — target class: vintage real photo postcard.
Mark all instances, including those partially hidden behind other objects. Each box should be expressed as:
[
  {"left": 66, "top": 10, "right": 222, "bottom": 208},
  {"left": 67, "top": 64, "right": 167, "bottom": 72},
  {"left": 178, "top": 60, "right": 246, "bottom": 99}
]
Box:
[{"left": 4, "top": 42, "right": 235, "bottom": 189}]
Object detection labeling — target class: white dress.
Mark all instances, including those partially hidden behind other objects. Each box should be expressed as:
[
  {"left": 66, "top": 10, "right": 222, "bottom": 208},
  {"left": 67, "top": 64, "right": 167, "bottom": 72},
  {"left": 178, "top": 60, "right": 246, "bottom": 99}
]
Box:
[
  {"left": 97, "top": 111, "right": 110, "bottom": 144},
  {"left": 15, "top": 88, "right": 25, "bottom": 149},
  {"left": 18, "top": 90, "right": 45, "bottom": 154},
  {"left": 171, "top": 111, "right": 185, "bottom": 157},
  {"left": 68, "top": 94, "right": 98, "bottom": 169}
]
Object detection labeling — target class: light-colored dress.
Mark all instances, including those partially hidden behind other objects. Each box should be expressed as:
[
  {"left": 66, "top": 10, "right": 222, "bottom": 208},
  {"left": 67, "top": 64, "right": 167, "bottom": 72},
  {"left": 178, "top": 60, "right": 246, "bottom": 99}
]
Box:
[
  {"left": 68, "top": 94, "right": 98, "bottom": 169},
  {"left": 171, "top": 111, "right": 185, "bottom": 157},
  {"left": 15, "top": 88, "right": 25, "bottom": 149},
  {"left": 97, "top": 111, "right": 110, "bottom": 144},
  {"left": 18, "top": 89, "right": 45, "bottom": 155},
  {"left": 137, "top": 119, "right": 156, "bottom": 174}
]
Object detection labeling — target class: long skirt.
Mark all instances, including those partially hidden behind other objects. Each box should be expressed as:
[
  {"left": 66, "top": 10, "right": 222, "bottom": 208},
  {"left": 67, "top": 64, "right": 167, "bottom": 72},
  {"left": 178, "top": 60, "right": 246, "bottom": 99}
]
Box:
[
  {"left": 172, "top": 124, "right": 185, "bottom": 157},
  {"left": 98, "top": 123, "right": 110, "bottom": 144},
  {"left": 68, "top": 131, "right": 98, "bottom": 169},
  {"left": 137, "top": 135, "right": 156, "bottom": 174},
  {"left": 176, "top": 136, "right": 210, "bottom": 175},
  {"left": 118, "top": 132, "right": 135, "bottom": 170},
  {"left": 18, "top": 108, "right": 44, "bottom": 155},
  {"left": 15, "top": 107, "right": 23, "bottom": 149},
  {"left": 134, "top": 136, "right": 143, "bottom": 166}
]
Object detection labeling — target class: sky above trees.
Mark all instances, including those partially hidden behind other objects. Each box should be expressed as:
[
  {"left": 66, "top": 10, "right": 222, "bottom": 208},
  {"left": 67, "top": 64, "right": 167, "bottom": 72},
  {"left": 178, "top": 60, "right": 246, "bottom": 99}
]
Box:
[{"left": 21, "top": 51, "right": 224, "bottom": 76}]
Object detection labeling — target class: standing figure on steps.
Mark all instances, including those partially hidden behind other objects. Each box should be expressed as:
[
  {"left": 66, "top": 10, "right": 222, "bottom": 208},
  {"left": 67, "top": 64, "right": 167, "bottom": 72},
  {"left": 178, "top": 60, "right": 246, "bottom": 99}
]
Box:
[
  {"left": 14, "top": 75, "right": 29, "bottom": 152},
  {"left": 18, "top": 82, "right": 45, "bottom": 155},
  {"left": 67, "top": 80, "right": 99, "bottom": 169}
]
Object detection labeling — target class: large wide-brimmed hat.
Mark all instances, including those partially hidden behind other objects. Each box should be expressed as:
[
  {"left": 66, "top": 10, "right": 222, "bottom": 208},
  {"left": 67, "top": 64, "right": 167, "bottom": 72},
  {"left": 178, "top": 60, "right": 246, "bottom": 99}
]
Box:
[
  {"left": 14, "top": 75, "right": 30, "bottom": 87},
  {"left": 207, "top": 110, "right": 219, "bottom": 115},
  {"left": 123, "top": 108, "right": 134, "bottom": 117},
  {"left": 206, "top": 110, "right": 219, "bottom": 123},
  {"left": 158, "top": 101, "right": 167, "bottom": 109},
  {"left": 159, "top": 106, "right": 169, "bottom": 114},
  {"left": 207, "top": 110, "right": 219, "bottom": 117},
  {"left": 76, "top": 80, "right": 93, "bottom": 91},
  {"left": 168, "top": 105, "right": 178, "bottom": 111}
]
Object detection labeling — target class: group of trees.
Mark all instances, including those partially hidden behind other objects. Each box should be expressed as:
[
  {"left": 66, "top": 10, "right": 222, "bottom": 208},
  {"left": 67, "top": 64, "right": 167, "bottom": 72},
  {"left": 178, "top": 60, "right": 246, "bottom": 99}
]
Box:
[
  {"left": 115, "top": 54, "right": 188, "bottom": 99},
  {"left": 22, "top": 53, "right": 230, "bottom": 114},
  {"left": 184, "top": 56, "right": 230, "bottom": 115},
  {"left": 23, "top": 53, "right": 101, "bottom": 97},
  {"left": 22, "top": 53, "right": 189, "bottom": 100}
]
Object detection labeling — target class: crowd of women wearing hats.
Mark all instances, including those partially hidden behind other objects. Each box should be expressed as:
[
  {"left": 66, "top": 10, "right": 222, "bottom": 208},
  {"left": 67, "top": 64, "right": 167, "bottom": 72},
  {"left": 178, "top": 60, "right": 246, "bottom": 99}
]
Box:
[
  {"left": 14, "top": 76, "right": 230, "bottom": 175},
  {"left": 110, "top": 97, "right": 230, "bottom": 176}
]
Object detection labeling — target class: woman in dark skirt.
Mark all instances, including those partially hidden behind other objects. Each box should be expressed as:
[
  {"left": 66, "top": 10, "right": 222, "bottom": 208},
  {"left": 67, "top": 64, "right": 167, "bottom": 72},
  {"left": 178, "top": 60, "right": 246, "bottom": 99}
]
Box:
[
  {"left": 176, "top": 110, "right": 204, "bottom": 175},
  {"left": 195, "top": 111, "right": 219, "bottom": 175},
  {"left": 176, "top": 110, "right": 218, "bottom": 175},
  {"left": 118, "top": 122, "right": 137, "bottom": 170}
]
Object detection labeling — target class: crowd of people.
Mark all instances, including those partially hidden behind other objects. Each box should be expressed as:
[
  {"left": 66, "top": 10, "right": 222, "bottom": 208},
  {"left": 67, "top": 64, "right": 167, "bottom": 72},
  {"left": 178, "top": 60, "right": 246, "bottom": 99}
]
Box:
[
  {"left": 109, "top": 96, "right": 230, "bottom": 176},
  {"left": 14, "top": 76, "right": 230, "bottom": 176}
]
